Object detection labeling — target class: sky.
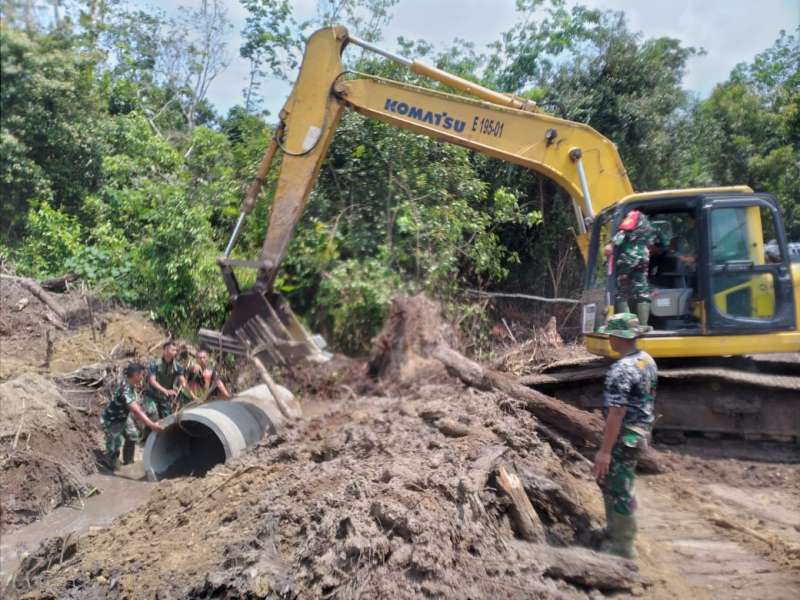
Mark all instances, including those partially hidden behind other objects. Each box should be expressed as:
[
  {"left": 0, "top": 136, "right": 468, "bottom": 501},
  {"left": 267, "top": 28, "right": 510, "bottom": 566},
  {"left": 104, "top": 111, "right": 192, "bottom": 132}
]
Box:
[{"left": 128, "top": 0, "right": 800, "bottom": 118}]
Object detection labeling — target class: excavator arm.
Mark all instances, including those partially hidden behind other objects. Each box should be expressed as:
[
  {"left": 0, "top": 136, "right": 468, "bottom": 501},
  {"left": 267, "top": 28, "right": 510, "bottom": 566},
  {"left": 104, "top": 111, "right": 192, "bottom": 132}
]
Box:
[{"left": 199, "top": 25, "right": 634, "bottom": 365}]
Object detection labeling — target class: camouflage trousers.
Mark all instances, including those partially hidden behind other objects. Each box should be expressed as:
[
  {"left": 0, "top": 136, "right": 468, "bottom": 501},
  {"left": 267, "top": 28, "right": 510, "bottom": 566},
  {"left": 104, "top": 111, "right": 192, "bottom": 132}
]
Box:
[
  {"left": 102, "top": 416, "right": 139, "bottom": 453},
  {"left": 143, "top": 393, "right": 171, "bottom": 421},
  {"left": 596, "top": 428, "right": 649, "bottom": 517},
  {"left": 616, "top": 258, "right": 651, "bottom": 303}
]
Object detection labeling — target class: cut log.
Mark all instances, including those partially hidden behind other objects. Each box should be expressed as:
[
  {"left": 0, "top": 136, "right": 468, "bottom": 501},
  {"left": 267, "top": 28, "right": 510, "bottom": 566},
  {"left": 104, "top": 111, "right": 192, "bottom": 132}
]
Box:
[
  {"left": 495, "top": 464, "right": 545, "bottom": 543},
  {"left": 1, "top": 274, "right": 66, "bottom": 319},
  {"left": 462, "top": 445, "right": 508, "bottom": 494},
  {"left": 541, "top": 545, "right": 643, "bottom": 590},
  {"left": 246, "top": 354, "right": 299, "bottom": 421},
  {"left": 40, "top": 273, "right": 79, "bottom": 292},
  {"left": 516, "top": 467, "right": 587, "bottom": 524},
  {"left": 432, "top": 345, "right": 666, "bottom": 474}
]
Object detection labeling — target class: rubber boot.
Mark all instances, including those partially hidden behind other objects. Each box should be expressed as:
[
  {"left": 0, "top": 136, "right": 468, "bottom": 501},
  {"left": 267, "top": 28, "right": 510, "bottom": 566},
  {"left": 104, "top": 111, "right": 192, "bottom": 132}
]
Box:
[
  {"left": 122, "top": 440, "right": 135, "bottom": 465},
  {"left": 636, "top": 301, "right": 653, "bottom": 332},
  {"left": 592, "top": 496, "right": 616, "bottom": 547},
  {"left": 105, "top": 450, "right": 121, "bottom": 471},
  {"left": 614, "top": 299, "right": 630, "bottom": 314},
  {"left": 606, "top": 512, "right": 638, "bottom": 559}
]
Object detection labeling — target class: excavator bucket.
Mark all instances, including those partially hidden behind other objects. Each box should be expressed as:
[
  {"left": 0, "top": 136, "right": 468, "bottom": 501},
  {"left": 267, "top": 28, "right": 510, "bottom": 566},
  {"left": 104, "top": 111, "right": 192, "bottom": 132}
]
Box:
[{"left": 198, "top": 289, "right": 331, "bottom": 367}]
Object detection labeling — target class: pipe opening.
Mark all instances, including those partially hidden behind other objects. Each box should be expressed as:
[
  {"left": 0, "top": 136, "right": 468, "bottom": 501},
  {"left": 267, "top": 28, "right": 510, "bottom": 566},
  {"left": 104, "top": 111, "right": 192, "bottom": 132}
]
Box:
[{"left": 149, "top": 421, "right": 227, "bottom": 480}]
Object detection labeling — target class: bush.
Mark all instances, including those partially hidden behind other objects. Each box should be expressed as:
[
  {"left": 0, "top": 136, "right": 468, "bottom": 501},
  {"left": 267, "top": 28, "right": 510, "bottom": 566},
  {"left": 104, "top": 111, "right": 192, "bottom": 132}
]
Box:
[
  {"left": 18, "top": 202, "right": 82, "bottom": 277},
  {"left": 317, "top": 259, "right": 401, "bottom": 355}
]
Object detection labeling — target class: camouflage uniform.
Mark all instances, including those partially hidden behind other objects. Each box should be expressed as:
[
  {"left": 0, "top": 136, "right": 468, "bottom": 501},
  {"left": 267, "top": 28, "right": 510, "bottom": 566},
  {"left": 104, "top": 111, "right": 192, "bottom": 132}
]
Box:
[
  {"left": 595, "top": 317, "right": 657, "bottom": 517},
  {"left": 101, "top": 381, "right": 140, "bottom": 466},
  {"left": 611, "top": 211, "right": 656, "bottom": 306},
  {"left": 144, "top": 357, "right": 185, "bottom": 420}
]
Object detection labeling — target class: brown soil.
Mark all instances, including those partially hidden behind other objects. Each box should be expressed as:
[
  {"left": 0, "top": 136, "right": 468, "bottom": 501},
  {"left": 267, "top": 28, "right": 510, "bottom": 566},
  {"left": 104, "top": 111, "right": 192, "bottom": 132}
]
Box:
[
  {"left": 1, "top": 278, "right": 165, "bottom": 380},
  {"left": 633, "top": 440, "right": 800, "bottom": 599},
  {"left": 0, "top": 277, "right": 168, "bottom": 533},
  {"left": 2, "top": 291, "right": 799, "bottom": 600},
  {"left": 0, "top": 374, "right": 97, "bottom": 532}
]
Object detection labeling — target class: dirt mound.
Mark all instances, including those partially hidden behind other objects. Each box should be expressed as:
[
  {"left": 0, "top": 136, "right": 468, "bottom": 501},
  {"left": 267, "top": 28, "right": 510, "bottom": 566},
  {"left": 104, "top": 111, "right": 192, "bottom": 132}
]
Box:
[
  {"left": 0, "top": 277, "right": 166, "bottom": 382},
  {"left": 10, "top": 378, "right": 649, "bottom": 599},
  {"left": 367, "top": 294, "right": 461, "bottom": 386},
  {"left": 50, "top": 314, "right": 165, "bottom": 374},
  {"left": 0, "top": 374, "right": 96, "bottom": 532}
]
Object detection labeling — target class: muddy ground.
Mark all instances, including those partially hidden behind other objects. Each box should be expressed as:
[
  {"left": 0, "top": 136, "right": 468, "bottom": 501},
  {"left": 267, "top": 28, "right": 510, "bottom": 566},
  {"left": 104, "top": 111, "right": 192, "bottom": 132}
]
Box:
[
  {"left": 0, "top": 277, "right": 168, "bottom": 532},
  {"left": 1, "top": 284, "right": 798, "bottom": 599}
]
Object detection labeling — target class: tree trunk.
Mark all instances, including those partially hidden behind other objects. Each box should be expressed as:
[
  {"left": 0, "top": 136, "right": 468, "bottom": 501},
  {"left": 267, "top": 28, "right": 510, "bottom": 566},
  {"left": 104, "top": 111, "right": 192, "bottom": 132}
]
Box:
[
  {"left": 432, "top": 345, "right": 666, "bottom": 474},
  {"left": 1, "top": 275, "right": 66, "bottom": 320},
  {"left": 40, "top": 273, "right": 79, "bottom": 293}
]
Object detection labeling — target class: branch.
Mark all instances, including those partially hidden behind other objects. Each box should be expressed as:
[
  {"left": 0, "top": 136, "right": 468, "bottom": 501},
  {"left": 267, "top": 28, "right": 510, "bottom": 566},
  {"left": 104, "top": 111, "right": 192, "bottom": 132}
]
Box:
[{"left": 466, "top": 289, "right": 580, "bottom": 304}]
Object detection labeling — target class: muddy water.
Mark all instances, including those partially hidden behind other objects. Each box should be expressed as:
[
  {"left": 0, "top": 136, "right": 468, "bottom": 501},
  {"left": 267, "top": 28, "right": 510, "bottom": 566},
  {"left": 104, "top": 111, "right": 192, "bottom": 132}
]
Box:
[
  {"left": 0, "top": 402, "right": 335, "bottom": 587},
  {"left": 0, "top": 466, "right": 153, "bottom": 587}
]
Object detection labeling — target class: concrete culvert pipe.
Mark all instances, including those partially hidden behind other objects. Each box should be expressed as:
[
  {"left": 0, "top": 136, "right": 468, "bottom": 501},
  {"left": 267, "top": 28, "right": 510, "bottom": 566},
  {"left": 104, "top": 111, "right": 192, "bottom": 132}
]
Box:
[{"left": 143, "top": 384, "right": 301, "bottom": 482}]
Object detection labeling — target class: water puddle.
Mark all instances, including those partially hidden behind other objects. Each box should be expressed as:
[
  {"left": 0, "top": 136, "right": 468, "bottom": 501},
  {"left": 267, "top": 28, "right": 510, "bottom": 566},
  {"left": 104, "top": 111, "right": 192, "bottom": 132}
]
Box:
[{"left": 0, "top": 465, "right": 153, "bottom": 587}]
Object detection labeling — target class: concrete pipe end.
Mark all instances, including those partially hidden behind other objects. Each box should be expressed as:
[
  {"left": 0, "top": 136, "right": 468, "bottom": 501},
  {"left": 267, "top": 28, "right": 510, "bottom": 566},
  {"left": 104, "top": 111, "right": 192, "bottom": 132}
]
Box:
[{"left": 143, "top": 385, "right": 299, "bottom": 482}]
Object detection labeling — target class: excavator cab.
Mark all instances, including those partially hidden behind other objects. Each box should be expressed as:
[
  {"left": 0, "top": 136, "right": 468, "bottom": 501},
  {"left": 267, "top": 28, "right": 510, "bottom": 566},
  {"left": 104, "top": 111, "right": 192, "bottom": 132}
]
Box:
[{"left": 582, "top": 190, "right": 799, "bottom": 357}]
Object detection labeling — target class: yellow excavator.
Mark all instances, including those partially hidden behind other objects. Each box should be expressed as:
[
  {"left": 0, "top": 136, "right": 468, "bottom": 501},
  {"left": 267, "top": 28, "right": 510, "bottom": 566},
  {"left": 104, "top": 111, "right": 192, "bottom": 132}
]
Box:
[{"left": 199, "top": 26, "right": 799, "bottom": 440}]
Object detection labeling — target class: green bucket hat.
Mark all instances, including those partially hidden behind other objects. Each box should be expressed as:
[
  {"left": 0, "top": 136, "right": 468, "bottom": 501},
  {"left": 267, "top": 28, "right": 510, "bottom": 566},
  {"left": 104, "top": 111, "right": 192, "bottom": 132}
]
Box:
[{"left": 598, "top": 312, "right": 645, "bottom": 339}]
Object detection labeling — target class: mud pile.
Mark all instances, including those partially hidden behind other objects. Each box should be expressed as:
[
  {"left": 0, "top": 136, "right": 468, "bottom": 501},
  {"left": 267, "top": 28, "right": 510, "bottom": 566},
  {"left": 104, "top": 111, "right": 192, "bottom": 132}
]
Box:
[
  {"left": 0, "top": 276, "right": 169, "bottom": 533},
  {"left": 10, "top": 295, "right": 644, "bottom": 599},
  {"left": 0, "top": 374, "right": 96, "bottom": 532},
  {"left": 12, "top": 384, "right": 644, "bottom": 599}
]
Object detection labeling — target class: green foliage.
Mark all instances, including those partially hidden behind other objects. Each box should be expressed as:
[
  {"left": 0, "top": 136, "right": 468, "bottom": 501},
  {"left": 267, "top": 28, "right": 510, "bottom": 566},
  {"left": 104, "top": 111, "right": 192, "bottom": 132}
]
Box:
[
  {"left": 18, "top": 202, "right": 83, "bottom": 277},
  {"left": 64, "top": 246, "right": 133, "bottom": 297},
  {"left": 131, "top": 189, "right": 228, "bottom": 334},
  {"left": 317, "top": 258, "right": 400, "bottom": 354},
  {"left": 2, "top": 1, "right": 796, "bottom": 353},
  {"left": 1, "top": 22, "right": 107, "bottom": 239}
]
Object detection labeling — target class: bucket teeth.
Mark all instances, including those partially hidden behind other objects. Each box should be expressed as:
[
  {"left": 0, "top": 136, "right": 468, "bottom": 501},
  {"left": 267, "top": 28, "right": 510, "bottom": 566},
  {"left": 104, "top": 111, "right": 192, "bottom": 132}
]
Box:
[{"left": 198, "top": 292, "right": 329, "bottom": 366}]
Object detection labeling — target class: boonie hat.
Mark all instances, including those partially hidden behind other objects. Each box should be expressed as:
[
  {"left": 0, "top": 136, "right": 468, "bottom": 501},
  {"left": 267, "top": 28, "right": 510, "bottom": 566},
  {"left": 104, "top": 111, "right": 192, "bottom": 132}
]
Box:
[{"left": 598, "top": 312, "right": 646, "bottom": 339}]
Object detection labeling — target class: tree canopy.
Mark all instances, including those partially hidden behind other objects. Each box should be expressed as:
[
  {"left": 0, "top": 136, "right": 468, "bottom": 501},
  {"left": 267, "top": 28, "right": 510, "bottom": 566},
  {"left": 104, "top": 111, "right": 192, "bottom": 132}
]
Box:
[{"left": 1, "top": 0, "right": 797, "bottom": 352}]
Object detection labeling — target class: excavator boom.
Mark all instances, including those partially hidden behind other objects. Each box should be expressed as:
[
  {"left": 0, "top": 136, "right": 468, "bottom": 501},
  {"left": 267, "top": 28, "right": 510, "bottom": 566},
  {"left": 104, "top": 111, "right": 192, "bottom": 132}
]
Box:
[
  {"left": 198, "top": 27, "right": 798, "bottom": 445},
  {"left": 199, "top": 24, "right": 636, "bottom": 365}
]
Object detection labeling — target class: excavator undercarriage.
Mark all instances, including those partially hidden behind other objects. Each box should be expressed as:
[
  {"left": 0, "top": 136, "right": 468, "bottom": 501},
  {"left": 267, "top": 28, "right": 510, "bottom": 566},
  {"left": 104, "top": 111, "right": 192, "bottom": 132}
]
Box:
[{"left": 523, "top": 355, "right": 800, "bottom": 441}]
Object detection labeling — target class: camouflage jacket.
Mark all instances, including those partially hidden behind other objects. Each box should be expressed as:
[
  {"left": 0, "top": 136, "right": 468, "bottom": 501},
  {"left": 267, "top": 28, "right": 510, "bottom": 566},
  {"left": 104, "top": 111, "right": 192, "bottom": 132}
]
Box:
[
  {"left": 612, "top": 211, "right": 656, "bottom": 265},
  {"left": 602, "top": 350, "right": 657, "bottom": 428},
  {"left": 102, "top": 381, "right": 137, "bottom": 425},
  {"left": 144, "top": 357, "right": 185, "bottom": 401}
]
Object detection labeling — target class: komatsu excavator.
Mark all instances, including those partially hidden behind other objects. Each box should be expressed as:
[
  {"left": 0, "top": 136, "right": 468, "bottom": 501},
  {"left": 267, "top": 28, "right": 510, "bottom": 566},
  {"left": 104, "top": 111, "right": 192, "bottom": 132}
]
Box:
[{"left": 199, "top": 26, "right": 799, "bottom": 440}]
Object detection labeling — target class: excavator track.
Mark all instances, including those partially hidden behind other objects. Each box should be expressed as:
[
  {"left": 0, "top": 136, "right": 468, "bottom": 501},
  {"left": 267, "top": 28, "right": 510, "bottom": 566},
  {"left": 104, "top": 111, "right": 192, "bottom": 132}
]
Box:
[{"left": 521, "top": 356, "right": 800, "bottom": 441}]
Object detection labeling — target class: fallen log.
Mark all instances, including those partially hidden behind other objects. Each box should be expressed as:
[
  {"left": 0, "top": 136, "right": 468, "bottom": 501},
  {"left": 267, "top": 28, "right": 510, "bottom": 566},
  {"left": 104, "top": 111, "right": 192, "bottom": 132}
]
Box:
[
  {"left": 496, "top": 464, "right": 545, "bottom": 543},
  {"left": 541, "top": 545, "right": 643, "bottom": 590},
  {"left": 432, "top": 345, "right": 666, "bottom": 474},
  {"left": 0, "top": 274, "right": 67, "bottom": 320},
  {"left": 40, "top": 272, "right": 79, "bottom": 292}
]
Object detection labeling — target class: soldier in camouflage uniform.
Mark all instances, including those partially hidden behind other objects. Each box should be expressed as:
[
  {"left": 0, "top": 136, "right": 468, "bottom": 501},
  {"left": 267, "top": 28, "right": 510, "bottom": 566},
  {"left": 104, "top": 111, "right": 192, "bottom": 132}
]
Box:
[
  {"left": 592, "top": 313, "right": 657, "bottom": 559},
  {"left": 603, "top": 210, "right": 657, "bottom": 327},
  {"left": 101, "top": 363, "right": 164, "bottom": 470},
  {"left": 143, "top": 341, "right": 194, "bottom": 423}
]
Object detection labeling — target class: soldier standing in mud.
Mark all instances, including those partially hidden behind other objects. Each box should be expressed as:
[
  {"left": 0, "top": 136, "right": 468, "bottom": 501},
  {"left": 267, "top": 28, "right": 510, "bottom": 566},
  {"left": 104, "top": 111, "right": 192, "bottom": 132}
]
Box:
[
  {"left": 143, "top": 340, "right": 195, "bottom": 421},
  {"left": 603, "top": 210, "right": 656, "bottom": 328},
  {"left": 185, "top": 349, "right": 231, "bottom": 404},
  {"left": 102, "top": 363, "right": 164, "bottom": 470},
  {"left": 592, "top": 313, "right": 657, "bottom": 559}
]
